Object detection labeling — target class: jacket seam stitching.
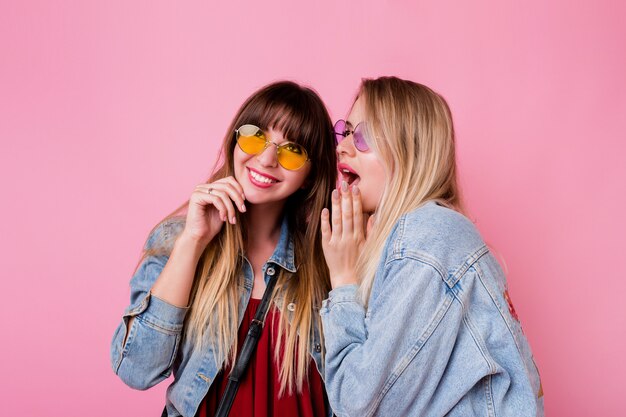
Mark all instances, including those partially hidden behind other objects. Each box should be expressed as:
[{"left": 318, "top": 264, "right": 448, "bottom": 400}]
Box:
[
  {"left": 164, "top": 333, "right": 181, "bottom": 374},
  {"left": 392, "top": 215, "right": 406, "bottom": 255},
  {"left": 452, "top": 269, "right": 498, "bottom": 374},
  {"left": 384, "top": 252, "right": 446, "bottom": 282},
  {"left": 485, "top": 374, "right": 496, "bottom": 417},
  {"left": 448, "top": 245, "right": 490, "bottom": 286},
  {"left": 474, "top": 262, "right": 525, "bottom": 356},
  {"left": 386, "top": 245, "right": 490, "bottom": 288},
  {"left": 461, "top": 313, "right": 498, "bottom": 374},
  {"left": 137, "top": 314, "right": 183, "bottom": 335}
]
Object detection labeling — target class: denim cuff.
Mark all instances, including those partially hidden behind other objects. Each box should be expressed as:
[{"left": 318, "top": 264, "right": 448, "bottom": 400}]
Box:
[
  {"left": 137, "top": 293, "right": 188, "bottom": 334},
  {"left": 320, "top": 284, "right": 359, "bottom": 313}
]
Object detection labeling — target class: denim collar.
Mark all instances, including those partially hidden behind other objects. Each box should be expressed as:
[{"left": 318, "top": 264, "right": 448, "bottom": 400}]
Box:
[
  {"left": 240, "top": 217, "right": 296, "bottom": 274},
  {"left": 266, "top": 216, "right": 297, "bottom": 273}
]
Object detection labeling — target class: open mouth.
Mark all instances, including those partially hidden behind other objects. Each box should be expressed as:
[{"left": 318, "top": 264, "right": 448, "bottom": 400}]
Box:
[{"left": 338, "top": 163, "right": 360, "bottom": 186}]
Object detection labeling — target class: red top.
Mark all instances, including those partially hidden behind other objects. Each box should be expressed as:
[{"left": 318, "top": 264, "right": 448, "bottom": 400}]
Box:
[{"left": 196, "top": 298, "right": 327, "bottom": 417}]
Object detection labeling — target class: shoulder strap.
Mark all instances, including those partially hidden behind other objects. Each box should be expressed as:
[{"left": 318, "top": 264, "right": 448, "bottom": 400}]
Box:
[{"left": 214, "top": 272, "right": 279, "bottom": 417}]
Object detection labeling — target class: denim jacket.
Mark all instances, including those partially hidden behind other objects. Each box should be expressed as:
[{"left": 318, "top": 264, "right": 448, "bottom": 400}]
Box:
[
  {"left": 110, "top": 218, "right": 329, "bottom": 417},
  {"left": 320, "top": 202, "right": 544, "bottom": 417}
]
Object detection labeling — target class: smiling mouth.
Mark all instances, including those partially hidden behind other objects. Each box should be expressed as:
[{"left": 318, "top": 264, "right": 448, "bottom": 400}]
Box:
[{"left": 247, "top": 167, "right": 280, "bottom": 186}]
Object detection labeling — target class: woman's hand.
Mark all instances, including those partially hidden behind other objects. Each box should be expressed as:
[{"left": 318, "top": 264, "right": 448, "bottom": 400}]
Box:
[
  {"left": 181, "top": 176, "right": 247, "bottom": 248},
  {"left": 320, "top": 181, "right": 369, "bottom": 288}
]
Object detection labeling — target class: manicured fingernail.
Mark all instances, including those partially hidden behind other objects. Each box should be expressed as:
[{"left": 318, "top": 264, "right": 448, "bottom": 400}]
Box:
[
  {"left": 231, "top": 216, "right": 236, "bottom": 224},
  {"left": 322, "top": 208, "right": 329, "bottom": 216},
  {"left": 241, "top": 204, "right": 246, "bottom": 212},
  {"left": 341, "top": 181, "right": 348, "bottom": 191},
  {"left": 332, "top": 189, "right": 339, "bottom": 199},
  {"left": 352, "top": 185, "right": 360, "bottom": 195}
]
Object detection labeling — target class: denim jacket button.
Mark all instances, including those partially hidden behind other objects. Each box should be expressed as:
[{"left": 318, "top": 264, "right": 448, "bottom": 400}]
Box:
[
  {"left": 314, "top": 343, "right": 322, "bottom": 352},
  {"left": 266, "top": 267, "right": 276, "bottom": 276},
  {"left": 287, "top": 302, "right": 296, "bottom": 312}
]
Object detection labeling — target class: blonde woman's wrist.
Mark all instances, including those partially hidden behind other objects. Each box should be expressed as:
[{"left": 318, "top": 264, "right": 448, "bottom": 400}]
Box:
[{"left": 330, "top": 274, "right": 358, "bottom": 289}]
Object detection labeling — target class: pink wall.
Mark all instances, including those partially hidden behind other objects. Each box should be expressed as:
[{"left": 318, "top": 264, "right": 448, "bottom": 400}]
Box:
[{"left": 2, "top": 1, "right": 624, "bottom": 416}]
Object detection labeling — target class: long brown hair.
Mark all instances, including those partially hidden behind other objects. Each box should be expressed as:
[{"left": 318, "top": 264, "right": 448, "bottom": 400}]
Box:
[{"left": 145, "top": 81, "right": 336, "bottom": 394}]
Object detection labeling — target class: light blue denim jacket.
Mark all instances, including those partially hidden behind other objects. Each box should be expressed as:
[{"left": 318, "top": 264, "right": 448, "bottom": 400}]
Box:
[
  {"left": 110, "top": 218, "right": 329, "bottom": 417},
  {"left": 320, "top": 202, "right": 544, "bottom": 417}
]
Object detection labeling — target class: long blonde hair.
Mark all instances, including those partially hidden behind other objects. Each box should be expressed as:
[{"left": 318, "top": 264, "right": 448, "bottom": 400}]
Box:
[
  {"left": 144, "top": 81, "right": 336, "bottom": 394},
  {"left": 355, "top": 76, "right": 464, "bottom": 305}
]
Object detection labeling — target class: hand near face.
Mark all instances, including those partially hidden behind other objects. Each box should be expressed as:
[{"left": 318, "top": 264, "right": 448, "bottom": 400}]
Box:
[
  {"left": 320, "top": 182, "right": 370, "bottom": 288},
  {"left": 181, "top": 177, "right": 247, "bottom": 248}
]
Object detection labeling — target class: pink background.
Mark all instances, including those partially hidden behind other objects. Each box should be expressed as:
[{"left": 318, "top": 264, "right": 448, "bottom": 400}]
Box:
[{"left": 1, "top": 1, "right": 625, "bottom": 416}]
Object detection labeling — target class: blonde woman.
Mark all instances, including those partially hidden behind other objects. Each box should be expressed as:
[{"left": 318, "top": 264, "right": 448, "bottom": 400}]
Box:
[
  {"left": 320, "top": 76, "right": 543, "bottom": 417},
  {"left": 111, "top": 81, "right": 335, "bottom": 417}
]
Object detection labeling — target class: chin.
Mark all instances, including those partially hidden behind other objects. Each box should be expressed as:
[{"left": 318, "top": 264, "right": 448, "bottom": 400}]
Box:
[
  {"left": 244, "top": 190, "right": 286, "bottom": 206},
  {"left": 241, "top": 189, "right": 265, "bottom": 203},
  {"left": 243, "top": 195, "right": 266, "bottom": 205},
  {"left": 364, "top": 205, "right": 376, "bottom": 215}
]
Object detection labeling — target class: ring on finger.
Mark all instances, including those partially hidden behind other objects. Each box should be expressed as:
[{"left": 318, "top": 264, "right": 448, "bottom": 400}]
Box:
[{"left": 206, "top": 188, "right": 213, "bottom": 195}]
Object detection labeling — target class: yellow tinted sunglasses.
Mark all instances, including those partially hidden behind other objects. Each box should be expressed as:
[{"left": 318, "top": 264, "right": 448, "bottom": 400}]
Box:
[{"left": 235, "top": 124, "right": 310, "bottom": 170}]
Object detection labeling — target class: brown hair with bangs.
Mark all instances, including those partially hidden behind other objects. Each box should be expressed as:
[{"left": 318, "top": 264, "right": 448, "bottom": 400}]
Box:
[{"left": 145, "top": 81, "right": 336, "bottom": 395}]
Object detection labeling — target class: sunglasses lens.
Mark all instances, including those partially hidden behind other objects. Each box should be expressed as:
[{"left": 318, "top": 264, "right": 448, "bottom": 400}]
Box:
[
  {"left": 333, "top": 120, "right": 347, "bottom": 145},
  {"left": 237, "top": 124, "right": 308, "bottom": 170},
  {"left": 238, "top": 124, "right": 260, "bottom": 137},
  {"left": 237, "top": 125, "right": 266, "bottom": 155},
  {"left": 353, "top": 124, "right": 370, "bottom": 152},
  {"left": 278, "top": 143, "right": 308, "bottom": 170}
]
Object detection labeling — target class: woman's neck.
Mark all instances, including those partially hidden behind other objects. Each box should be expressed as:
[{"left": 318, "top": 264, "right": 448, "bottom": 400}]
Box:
[{"left": 245, "top": 201, "right": 284, "bottom": 246}]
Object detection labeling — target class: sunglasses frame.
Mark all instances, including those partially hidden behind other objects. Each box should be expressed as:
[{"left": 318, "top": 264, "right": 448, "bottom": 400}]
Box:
[
  {"left": 333, "top": 119, "right": 370, "bottom": 152},
  {"left": 234, "top": 124, "right": 310, "bottom": 171}
]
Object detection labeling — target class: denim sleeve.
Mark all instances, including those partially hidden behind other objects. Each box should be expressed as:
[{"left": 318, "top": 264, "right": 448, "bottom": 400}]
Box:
[
  {"left": 320, "top": 258, "right": 456, "bottom": 417},
  {"left": 110, "top": 229, "right": 188, "bottom": 390}
]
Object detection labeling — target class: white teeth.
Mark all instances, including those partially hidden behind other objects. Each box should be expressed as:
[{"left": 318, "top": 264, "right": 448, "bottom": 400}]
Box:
[
  {"left": 342, "top": 169, "right": 351, "bottom": 173},
  {"left": 250, "top": 170, "right": 276, "bottom": 184}
]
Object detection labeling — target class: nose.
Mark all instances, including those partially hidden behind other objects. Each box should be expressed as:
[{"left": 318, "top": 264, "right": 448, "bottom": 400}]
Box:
[
  {"left": 336, "top": 134, "right": 356, "bottom": 158},
  {"left": 256, "top": 143, "right": 279, "bottom": 168}
]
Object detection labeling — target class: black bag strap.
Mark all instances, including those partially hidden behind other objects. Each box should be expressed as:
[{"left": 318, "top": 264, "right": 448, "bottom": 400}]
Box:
[
  {"left": 214, "top": 271, "right": 279, "bottom": 417},
  {"left": 160, "top": 271, "right": 279, "bottom": 417}
]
